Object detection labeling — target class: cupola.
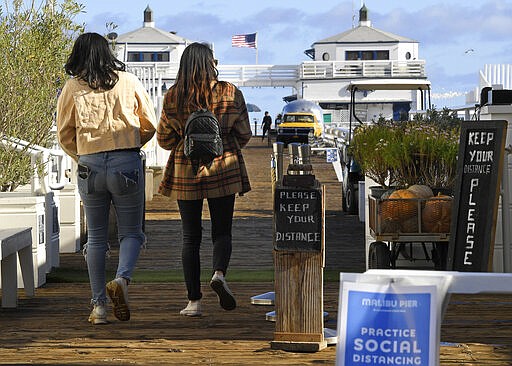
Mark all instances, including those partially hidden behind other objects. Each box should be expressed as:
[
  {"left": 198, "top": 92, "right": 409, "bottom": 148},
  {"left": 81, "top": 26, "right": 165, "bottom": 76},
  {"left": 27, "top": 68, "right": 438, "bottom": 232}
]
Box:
[
  {"left": 359, "top": 4, "right": 371, "bottom": 27},
  {"left": 143, "top": 5, "right": 155, "bottom": 28}
]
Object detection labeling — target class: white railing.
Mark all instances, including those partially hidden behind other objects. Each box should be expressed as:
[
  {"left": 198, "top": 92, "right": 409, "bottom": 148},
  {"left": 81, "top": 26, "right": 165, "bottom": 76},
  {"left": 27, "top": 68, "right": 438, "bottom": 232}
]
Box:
[
  {"left": 126, "top": 59, "right": 427, "bottom": 89},
  {"left": 128, "top": 62, "right": 179, "bottom": 80},
  {"left": 0, "top": 135, "right": 67, "bottom": 194},
  {"left": 322, "top": 121, "right": 375, "bottom": 148},
  {"left": 127, "top": 62, "right": 300, "bottom": 88},
  {"left": 218, "top": 65, "right": 299, "bottom": 87},
  {"left": 301, "top": 60, "right": 426, "bottom": 79}
]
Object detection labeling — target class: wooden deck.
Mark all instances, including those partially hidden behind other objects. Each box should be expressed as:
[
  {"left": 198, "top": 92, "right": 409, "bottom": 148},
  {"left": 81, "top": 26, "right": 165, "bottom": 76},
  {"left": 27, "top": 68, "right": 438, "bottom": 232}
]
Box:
[{"left": 1, "top": 138, "right": 511, "bottom": 365}]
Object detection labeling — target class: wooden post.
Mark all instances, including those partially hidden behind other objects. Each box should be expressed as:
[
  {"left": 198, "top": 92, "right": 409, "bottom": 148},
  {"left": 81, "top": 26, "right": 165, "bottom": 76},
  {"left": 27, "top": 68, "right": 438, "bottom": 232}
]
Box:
[{"left": 271, "top": 180, "right": 326, "bottom": 352}]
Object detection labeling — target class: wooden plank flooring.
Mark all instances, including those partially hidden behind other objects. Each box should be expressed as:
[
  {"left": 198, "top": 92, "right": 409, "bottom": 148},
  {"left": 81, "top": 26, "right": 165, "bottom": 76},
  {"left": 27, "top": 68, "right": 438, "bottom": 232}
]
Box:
[{"left": 1, "top": 138, "right": 511, "bottom": 365}]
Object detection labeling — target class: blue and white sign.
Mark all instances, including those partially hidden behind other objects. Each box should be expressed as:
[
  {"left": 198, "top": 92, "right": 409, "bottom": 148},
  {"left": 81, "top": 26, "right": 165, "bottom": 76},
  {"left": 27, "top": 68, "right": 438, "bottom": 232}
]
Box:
[
  {"left": 326, "top": 148, "right": 338, "bottom": 163},
  {"left": 336, "top": 282, "right": 437, "bottom": 366}
]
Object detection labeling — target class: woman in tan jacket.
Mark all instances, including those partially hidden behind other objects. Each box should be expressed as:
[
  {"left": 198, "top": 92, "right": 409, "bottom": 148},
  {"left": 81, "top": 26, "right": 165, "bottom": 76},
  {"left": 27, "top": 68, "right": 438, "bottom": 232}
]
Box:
[
  {"left": 157, "top": 43, "right": 252, "bottom": 316},
  {"left": 57, "top": 33, "right": 156, "bottom": 324}
]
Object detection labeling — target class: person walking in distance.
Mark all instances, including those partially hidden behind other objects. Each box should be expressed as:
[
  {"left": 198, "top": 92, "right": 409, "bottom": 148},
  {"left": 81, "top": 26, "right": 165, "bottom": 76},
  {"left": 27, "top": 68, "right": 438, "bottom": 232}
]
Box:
[
  {"left": 56, "top": 32, "right": 157, "bottom": 324},
  {"left": 274, "top": 113, "right": 282, "bottom": 129},
  {"left": 157, "top": 43, "right": 252, "bottom": 316},
  {"left": 261, "top": 111, "right": 272, "bottom": 141}
]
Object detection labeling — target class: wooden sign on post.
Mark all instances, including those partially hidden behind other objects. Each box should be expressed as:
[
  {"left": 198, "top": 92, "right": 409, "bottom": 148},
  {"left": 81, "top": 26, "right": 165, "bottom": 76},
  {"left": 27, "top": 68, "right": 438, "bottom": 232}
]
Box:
[
  {"left": 447, "top": 120, "right": 508, "bottom": 272},
  {"left": 271, "top": 180, "right": 326, "bottom": 352},
  {"left": 274, "top": 184, "right": 322, "bottom": 252}
]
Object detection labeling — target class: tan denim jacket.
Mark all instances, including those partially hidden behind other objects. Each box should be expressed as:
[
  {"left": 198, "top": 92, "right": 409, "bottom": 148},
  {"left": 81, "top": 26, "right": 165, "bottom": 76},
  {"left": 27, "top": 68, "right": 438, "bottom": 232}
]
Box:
[{"left": 57, "top": 71, "right": 157, "bottom": 161}]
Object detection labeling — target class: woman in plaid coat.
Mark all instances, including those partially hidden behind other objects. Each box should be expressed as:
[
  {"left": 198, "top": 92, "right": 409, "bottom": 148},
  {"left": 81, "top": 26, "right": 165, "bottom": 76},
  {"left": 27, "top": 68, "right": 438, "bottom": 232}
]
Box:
[{"left": 157, "top": 43, "right": 252, "bottom": 316}]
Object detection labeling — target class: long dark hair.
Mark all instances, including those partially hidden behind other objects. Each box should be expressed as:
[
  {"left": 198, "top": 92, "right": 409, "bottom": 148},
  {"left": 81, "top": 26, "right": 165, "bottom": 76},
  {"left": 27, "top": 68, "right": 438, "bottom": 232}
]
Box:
[
  {"left": 172, "top": 43, "right": 218, "bottom": 118},
  {"left": 64, "top": 32, "right": 126, "bottom": 90}
]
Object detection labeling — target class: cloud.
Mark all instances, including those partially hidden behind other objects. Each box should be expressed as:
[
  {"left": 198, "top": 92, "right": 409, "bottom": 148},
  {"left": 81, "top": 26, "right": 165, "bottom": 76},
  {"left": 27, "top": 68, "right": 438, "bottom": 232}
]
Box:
[
  {"left": 373, "top": 1, "right": 512, "bottom": 47},
  {"left": 431, "top": 91, "right": 465, "bottom": 100},
  {"left": 144, "top": 3, "right": 355, "bottom": 65},
  {"left": 79, "top": 7, "right": 152, "bottom": 34}
]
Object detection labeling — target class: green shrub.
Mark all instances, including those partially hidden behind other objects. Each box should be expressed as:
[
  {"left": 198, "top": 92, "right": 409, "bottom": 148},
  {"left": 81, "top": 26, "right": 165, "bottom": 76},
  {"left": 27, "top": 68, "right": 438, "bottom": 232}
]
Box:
[
  {"left": 0, "top": 0, "right": 83, "bottom": 191},
  {"left": 350, "top": 108, "right": 461, "bottom": 189}
]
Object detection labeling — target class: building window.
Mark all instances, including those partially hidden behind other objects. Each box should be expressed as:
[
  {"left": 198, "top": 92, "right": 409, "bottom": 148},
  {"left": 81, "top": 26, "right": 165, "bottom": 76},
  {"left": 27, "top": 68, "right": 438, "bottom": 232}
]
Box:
[
  {"left": 322, "top": 52, "right": 330, "bottom": 61},
  {"left": 345, "top": 50, "right": 389, "bottom": 61},
  {"left": 361, "top": 51, "right": 374, "bottom": 60},
  {"left": 375, "top": 51, "right": 389, "bottom": 60},
  {"left": 127, "top": 51, "right": 170, "bottom": 62},
  {"left": 346, "top": 51, "right": 359, "bottom": 60}
]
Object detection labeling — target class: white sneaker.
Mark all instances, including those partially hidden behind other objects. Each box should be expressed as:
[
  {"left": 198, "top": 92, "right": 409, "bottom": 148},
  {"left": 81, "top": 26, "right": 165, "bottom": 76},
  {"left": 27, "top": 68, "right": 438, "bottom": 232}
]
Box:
[
  {"left": 180, "top": 300, "right": 202, "bottom": 317},
  {"left": 210, "top": 273, "right": 236, "bottom": 311},
  {"left": 106, "top": 278, "right": 130, "bottom": 321},
  {"left": 88, "top": 304, "right": 108, "bottom": 325}
]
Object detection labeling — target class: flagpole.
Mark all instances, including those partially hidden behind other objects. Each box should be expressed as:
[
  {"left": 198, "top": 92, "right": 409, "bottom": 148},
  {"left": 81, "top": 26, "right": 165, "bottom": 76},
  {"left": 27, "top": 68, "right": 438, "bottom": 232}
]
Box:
[{"left": 255, "top": 32, "right": 258, "bottom": 64}]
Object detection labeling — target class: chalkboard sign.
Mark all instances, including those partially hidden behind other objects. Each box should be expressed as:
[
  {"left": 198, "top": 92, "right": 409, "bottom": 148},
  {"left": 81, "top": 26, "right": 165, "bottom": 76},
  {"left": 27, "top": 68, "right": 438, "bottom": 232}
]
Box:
[
  {"left": 274, "top": 183, "right": 324, "bottom": 251},
  {"left": 447, "top": 120, "right": 507, "bottom": 272}
]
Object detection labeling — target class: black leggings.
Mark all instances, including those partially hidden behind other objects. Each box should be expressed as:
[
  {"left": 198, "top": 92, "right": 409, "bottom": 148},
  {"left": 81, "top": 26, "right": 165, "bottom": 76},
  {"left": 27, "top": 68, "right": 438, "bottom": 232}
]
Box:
[
  {"left": 177, "top": 194, "right": 235, "bottom": 301},
  {"left": 262, "top": 126, "right": 270, "bottom": 139}
]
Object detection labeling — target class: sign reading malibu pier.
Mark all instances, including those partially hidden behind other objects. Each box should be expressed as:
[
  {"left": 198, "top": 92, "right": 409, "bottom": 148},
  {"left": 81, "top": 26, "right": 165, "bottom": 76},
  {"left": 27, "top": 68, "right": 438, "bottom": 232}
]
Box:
[
  {"left": 336, "top": 282, "right": 437, "bottom": 366},
  {"left": 274, "top": 184, "right": 323, "bottom": 252},
  {"left": 448, "top": 120, "right": 507, "bottom": 271}
]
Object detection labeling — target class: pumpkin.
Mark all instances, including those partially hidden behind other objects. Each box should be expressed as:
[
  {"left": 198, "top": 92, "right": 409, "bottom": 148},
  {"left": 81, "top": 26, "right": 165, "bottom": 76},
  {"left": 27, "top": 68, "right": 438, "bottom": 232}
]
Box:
[
  {"left": 422, "top": 194, "right": 452, "bottom": 233},
  {"left": 380, "top": 218, "right": 400, "bottom": 234},
  {"left": 401, "top": 215, "right": 419, "bottom": 233},
  {"left": 407, "top": 184, "right": 433, "bottom": 199},
  {"left": 381, "top": 189, "right": 395, "bottom": 199},
  {"left": 380, "top": 189, "right": 419, "bottom": 224}
]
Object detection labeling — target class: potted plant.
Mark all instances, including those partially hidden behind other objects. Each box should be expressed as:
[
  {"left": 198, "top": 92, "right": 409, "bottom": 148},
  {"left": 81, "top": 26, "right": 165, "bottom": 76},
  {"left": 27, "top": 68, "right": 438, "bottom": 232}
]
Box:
[
  {"left": 354, "top": 109, "right": 461, "bottom": 238},
  {"left": 410, "top": 107, "right": 461, "bottom": 193},
  {"left": 385, "top": 117, "right": 460, "bottom": 190}
]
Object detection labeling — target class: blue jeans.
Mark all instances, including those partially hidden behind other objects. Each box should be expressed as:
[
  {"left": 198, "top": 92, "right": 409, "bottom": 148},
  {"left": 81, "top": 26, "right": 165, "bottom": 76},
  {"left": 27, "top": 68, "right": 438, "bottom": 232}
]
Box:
[
  {"left": 78, "top": 150, "right": 145, "bottom": 305},
  {"left": 178, "top": 194, "right": 235, "bottom": 301}
]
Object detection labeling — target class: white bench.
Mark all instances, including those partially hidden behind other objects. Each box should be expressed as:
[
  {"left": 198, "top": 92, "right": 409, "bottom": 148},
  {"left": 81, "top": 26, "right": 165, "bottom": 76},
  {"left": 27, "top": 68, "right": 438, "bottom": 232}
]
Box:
[{"left": 0, "top": 228, "right": 34, "bottom": 308}]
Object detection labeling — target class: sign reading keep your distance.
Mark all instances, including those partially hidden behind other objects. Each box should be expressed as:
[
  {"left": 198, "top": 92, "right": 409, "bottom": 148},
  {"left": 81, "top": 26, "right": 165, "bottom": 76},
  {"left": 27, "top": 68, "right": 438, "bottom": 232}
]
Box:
[{"left": 274, "top": 185, "right": 323, "bottom": 252}]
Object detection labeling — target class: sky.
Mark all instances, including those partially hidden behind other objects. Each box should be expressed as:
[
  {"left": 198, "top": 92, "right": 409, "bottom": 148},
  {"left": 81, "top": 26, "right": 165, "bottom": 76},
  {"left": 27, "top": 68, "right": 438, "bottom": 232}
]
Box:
[{"left": 74, "top": 0, "right": 512, "bottom": 121}]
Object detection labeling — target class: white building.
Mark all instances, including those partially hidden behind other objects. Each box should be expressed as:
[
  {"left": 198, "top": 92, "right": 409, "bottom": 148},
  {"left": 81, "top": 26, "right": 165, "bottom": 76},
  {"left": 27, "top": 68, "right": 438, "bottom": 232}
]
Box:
[
  {"left": 114, "top": 5, "right": 192, "bottom": 64},
  {"left": 299, "top": 4, "right": 429, "bottom": 124},
  {"left": 110, "top": 6, "right": 193, "bottom": 116}
]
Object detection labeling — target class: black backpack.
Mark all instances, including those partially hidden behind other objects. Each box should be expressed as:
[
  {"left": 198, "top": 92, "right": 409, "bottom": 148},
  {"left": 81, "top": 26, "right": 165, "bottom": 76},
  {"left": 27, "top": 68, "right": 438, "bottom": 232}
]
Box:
[{"left": 183, "top": 109, "right": 223, "bottom": 174}]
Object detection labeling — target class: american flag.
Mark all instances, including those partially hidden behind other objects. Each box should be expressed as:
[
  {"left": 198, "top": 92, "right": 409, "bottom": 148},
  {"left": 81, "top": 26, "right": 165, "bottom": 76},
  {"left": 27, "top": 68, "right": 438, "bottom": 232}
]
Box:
[{"left": 231, "top": 33, "right": 257, "bottom": 48}]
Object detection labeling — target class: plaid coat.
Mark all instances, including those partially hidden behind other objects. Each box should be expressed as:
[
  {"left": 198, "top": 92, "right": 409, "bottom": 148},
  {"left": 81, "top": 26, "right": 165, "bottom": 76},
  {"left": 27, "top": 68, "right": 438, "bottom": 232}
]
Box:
[{"left": 157, "top": 81, "right": 252, "bottom": 200}]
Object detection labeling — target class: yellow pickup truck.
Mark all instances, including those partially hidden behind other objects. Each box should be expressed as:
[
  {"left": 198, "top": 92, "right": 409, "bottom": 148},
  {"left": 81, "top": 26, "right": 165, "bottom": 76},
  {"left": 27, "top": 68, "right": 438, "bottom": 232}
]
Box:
[{"left": 276, "top": 100, "right": 323, "bottom": 145}]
